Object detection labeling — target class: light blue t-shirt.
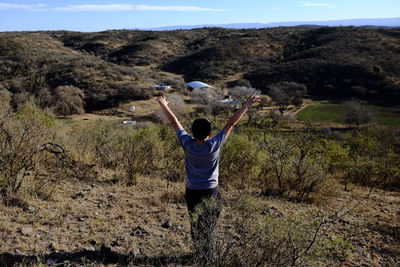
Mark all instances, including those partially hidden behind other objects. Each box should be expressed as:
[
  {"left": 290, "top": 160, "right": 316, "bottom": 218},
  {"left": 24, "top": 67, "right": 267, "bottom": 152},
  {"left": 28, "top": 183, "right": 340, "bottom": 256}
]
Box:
[{"left": 176, "top": 128, "right": 226, "bottom": 190}]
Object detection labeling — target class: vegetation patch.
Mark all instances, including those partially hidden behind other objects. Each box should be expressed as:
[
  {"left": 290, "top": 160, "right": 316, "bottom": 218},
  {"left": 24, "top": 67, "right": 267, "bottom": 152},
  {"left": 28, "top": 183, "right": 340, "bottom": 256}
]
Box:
[{"left": 297, "top": 103, "right": 400, "bottom": 126}]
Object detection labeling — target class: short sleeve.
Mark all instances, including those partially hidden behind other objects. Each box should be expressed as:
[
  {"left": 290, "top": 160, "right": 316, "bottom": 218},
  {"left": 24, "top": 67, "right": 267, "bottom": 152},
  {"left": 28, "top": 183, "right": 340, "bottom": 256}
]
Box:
[
  {"left": 176, "top": 128, "right": 193, "bottom": 147},
  {"left": 209, "top": 130, "right": 226, "bottom": 151}
]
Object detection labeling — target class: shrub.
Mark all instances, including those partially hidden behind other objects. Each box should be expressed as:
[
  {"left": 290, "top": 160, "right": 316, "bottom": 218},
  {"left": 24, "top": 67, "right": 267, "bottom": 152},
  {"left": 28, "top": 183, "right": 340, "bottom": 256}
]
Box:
[
  {"left": 343, "top": 100, "right": 373, "bottom": 126},
  {"left": 0, "top": 89, "right": 11, "bottom": 115},
  {"left": 262, "top": 131, "right": 330, "bottom": 201},
  {"left": 53, "top": 85, "right": 85, "bottom": 116},
  {"left": 117, "top": 127, "right": 164, "bottom": 185},
  {"left": 162, "top": 76, "right": 187, "bottom": 91},
  {"left": 344, "top": 126, "right": 400, "bottom": 191},
  {"left": 69, "top": 122, "right": 170, "bottom": 185},
  {"left": 268, "top": 82, "right": 307, "bottom": 114},
  {"left": 228, "top": 86, "right": 260, "bottom": 105},
  {"left": 154, "top": 93, "right": 188, "bottom": 125},
  {"left": 226, "top": 78, "right": 252, "bottom": 88},
  {"left": 0, "top": 105, "right": 65, "bottom": 199},
  {"left": 206, "top": 195, "right": 350, "bottom": 266},
  {"left": 220, "top": 134, "right": 262, "bottom": 189}
]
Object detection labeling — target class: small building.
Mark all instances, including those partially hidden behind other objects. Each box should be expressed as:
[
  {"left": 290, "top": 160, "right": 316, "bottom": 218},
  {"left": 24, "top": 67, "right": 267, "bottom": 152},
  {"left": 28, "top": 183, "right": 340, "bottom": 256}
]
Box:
[
  {"left": 218, "top": 99, "right": 241, "bottom": 106},
  {"left": 155, "top": 84, "right": 171, "bottom": 91},
  {"left": 187, "top": 81, "right": 213, "bottom": 90},
  {"left": 218, "top": 96, "right": 241, "bottom": 107}
]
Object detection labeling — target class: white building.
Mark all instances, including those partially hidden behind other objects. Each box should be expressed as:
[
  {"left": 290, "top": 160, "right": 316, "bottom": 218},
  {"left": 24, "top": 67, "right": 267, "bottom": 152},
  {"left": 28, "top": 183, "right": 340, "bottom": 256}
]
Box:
[{"left": 187, "top": 81, "right": 213, "bottom": 90}]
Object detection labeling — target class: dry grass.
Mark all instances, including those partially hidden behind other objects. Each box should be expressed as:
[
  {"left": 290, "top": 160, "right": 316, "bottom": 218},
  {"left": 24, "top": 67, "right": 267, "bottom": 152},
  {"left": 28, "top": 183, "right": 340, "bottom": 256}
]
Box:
[{"left": 0, "top": 173, "right": 399, "bottom": 266}]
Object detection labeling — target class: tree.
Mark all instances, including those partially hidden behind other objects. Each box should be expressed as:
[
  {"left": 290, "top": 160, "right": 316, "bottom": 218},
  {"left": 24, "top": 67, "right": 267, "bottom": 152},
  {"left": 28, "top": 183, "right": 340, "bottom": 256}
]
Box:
[
  {"left": 155, "top": 93, "right": 188, "bottom": 124},
  {"left": 53, "top": 85, "right": 85, "bottom": 116},
  {"left": 268, "top": 82, "right": 307, "bottom": 114},
  {"left": 343, "top": 100, "right": 373, "bottom": 126},
  {"left": 228, "top": 86, "right": 260, "bottom": 106}
]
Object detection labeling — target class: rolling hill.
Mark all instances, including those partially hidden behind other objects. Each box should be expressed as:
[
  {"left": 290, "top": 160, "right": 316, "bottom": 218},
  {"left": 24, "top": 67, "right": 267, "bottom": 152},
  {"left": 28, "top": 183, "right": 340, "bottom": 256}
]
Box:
[{"left": 1, "top": 26, "right": 400, "bottom": 113}]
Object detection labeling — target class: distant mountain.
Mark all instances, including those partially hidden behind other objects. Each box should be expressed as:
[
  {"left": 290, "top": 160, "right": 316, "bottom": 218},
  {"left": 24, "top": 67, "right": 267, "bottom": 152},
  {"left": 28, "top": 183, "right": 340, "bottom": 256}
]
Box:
[{"left": 141, "top": 17, "right": 400, "bottom": 31}]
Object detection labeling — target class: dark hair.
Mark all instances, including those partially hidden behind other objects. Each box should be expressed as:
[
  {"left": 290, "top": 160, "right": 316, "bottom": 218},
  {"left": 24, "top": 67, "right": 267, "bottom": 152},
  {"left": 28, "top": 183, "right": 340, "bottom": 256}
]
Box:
[{"left": 191, "top": 118, "right": 212, "bottom": 140}]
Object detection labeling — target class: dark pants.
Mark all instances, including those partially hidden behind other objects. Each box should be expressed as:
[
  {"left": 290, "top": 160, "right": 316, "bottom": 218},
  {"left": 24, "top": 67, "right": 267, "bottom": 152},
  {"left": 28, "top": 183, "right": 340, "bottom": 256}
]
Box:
[{"left": 185, "top": 187, "right": 222, "bottom": 259}]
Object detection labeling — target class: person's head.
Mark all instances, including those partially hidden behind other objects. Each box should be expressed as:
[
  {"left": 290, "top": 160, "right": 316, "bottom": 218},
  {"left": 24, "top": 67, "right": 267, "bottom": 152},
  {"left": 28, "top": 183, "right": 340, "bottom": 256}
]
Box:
[{"left": 191, "top": 118, "right": 212, "bottom": 141}]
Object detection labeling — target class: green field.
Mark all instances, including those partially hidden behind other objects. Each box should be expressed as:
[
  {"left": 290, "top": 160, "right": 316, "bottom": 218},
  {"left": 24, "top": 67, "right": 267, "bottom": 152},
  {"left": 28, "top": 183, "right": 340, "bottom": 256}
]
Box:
[{"left": 296, "top": 103, "right": 400, "bottom": 126}]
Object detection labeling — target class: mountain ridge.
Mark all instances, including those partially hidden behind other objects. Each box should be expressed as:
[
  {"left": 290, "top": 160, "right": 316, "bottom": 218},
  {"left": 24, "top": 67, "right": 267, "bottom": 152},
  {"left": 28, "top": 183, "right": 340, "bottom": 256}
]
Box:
[{"left": 139, "top": 17, "right": 400, "bottom": 31}]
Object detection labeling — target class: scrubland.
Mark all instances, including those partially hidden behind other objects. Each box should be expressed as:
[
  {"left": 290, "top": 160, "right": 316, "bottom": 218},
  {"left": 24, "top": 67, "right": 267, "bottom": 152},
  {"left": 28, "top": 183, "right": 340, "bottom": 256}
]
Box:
[
  {"left": 0, "top": 92, "right": 399, "bottom": 266},
  {"left": 1, "top": 25, "right": 400, "bottom": 266}
]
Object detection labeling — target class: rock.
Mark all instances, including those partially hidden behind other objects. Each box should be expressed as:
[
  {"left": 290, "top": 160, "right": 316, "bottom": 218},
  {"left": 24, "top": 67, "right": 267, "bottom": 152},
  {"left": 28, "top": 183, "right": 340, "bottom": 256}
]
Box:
[
  {"left": 26, "top": 206, "right": 36, "bottom": 213},
  {"left": 84, "top": 246, "right": 95, "bottom": 252},
  {"left": 161, "top": 221, "right": 171, "bottom": 229},
  {"left": 132, "top": 248, "right": 141, "bottom": 258},
  {"left": 71, "top": 192, "right": 85, "bottom": 199},
  {"left": 77, "top": 217, "right": 86, "bottom": 222},
  {"left": 131, "top": 226, "right": 149, "bottom": 236},
  {"left": 107, "top": 193, "right": 116, "bottom": 199},
  {"left": 15, "top": 249, "right": 21, "bottom": 254},
  {"left": 89, "top": 240, "right": 97, "bottom": 246},
  {"left": 20, "top": 227, "right": 33, "bottom": 236}
]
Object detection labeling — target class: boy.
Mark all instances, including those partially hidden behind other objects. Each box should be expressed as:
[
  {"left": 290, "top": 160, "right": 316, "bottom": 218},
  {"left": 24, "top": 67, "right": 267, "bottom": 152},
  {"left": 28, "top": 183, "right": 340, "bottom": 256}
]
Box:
[{"left": 156, "top": 93, "right": 260, "bottom": 259}]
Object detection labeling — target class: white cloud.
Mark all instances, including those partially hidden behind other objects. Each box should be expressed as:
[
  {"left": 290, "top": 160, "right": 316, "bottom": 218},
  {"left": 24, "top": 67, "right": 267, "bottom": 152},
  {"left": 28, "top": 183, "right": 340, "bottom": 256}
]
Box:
[
  {"left": 0, "top": 2, "right": 226, "bottom": 12},
  {"left": 298, "top": 1, "right": 337, "bottom": 8},
  {"left": 134, "top": 5, "right": 226, "bottom": 12},
  {"left": 53, "top": 4, "right": 226, "bottom": 12},
  {"left": 53, "top": 4, "right": 134, "bottom": 12},
  {"left": 0, "top": 3, "right": 46, "bottom": 10}
]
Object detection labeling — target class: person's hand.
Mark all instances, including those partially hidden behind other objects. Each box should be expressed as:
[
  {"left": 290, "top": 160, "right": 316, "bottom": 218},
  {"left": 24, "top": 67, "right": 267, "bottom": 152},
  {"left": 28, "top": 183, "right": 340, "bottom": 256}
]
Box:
[
  {"left": 244, "top": 94, "right": 260, "bottom": 108},
  {"left": 156, "top": 95, "right": 169, "bottom": 107}
]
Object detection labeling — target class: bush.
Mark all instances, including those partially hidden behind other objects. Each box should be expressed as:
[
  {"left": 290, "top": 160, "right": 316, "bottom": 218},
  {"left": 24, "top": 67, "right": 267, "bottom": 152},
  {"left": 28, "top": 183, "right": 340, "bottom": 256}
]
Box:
[
  {"left": 343, "top": 100, "right": 373, "bottom": 126},
  {"left": 155, "top": 93, "right": 187, "bottom": 125},
  {"left": 0, "top": 89, "right": 11, "bottom": 115},
  {"left": 228, "top": 86, "right": 260, "bottom": 105},
  {"left": 344, "top": 126, "right": 400, "bottom": 191},
  {"left": 268, "top": 82, "right": 307, "bottom": 114},
  {"left": 162, "top": 76, "right": 187, "bottom": 91},
  {"left": 262, "top": 131, "right": 330, "bottom": 201},
  {"left": 53, "top": 85, "right": 85, "bottom": 116},
  {"left": 0, "top": 105, "right": 66, "bottom": 199},
  {"left": 206, "top": 195, "right": 350, "bottom": 266},
  {"left": 220, "top": 134, "right": 263, "bottom": 189},
  {"left": 117, "top": 127, "right": 164, "bottom": 185},
  {"left": 69, "top": 122, "right": 180, "bottom": 185}
]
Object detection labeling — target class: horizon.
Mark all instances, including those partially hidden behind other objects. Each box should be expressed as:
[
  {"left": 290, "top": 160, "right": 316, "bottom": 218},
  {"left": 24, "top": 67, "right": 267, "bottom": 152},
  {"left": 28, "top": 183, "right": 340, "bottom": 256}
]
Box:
[{"left": 1, "top": 0, "right": 400, "bottom": 32}]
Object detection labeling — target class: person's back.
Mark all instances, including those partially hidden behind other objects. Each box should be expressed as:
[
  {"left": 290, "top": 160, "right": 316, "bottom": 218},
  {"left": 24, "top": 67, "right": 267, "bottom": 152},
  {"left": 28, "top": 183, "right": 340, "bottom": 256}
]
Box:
[
  {"left": 176, "top": 125, "right": 226, "bottom": 190},
  {"left": 156, "top": 94, "right": 259, "bottom": 261}
]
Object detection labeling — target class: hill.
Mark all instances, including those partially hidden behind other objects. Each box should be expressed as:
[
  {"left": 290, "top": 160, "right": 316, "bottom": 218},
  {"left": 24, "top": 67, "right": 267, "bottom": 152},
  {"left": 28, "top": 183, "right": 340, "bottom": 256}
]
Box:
[
  {"left": 1, "top": 26, "right": 400, "bottom": 113},
  {"left": 0, "top": 32, "right": 174, "bottom": 111},
  {"left": 142, "top": 17, "right": 400, "bottom": 30},
  {"left": 50, "top": 27, "right": 400, "bottom": 98}
]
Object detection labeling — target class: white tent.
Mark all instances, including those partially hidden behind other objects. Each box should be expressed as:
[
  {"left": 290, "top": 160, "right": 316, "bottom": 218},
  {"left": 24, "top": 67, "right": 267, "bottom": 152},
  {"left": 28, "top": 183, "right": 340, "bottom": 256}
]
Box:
[{"left": 187, "top": 81, "right": 213, "bottom": 89}]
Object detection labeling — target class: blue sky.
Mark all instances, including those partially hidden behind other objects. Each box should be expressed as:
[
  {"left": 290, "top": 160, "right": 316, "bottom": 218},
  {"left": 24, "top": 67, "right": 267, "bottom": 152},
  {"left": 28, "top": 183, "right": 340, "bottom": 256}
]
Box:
[{"left": 0, "top": 0, "right": 399, "bottom": 31}]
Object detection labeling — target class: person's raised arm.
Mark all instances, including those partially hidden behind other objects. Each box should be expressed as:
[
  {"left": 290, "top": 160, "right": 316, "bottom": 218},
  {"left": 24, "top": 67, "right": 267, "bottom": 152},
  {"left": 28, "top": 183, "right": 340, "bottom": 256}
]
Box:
[
  {"left": 222, "top": 94, "right": 260, "bottom": 138},
  {"left": 156, "top": 95, "right": 183, "bottom": 132}
]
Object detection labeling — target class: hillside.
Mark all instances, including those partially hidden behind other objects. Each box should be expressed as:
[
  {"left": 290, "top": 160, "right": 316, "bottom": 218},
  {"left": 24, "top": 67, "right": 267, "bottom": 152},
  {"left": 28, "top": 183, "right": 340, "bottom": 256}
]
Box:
[
  {"left": 1, "top": 27, "right": 400, "bottom": 113},
  {"left": 0, "top": 32, "right": 176, "bottom": 111}
]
